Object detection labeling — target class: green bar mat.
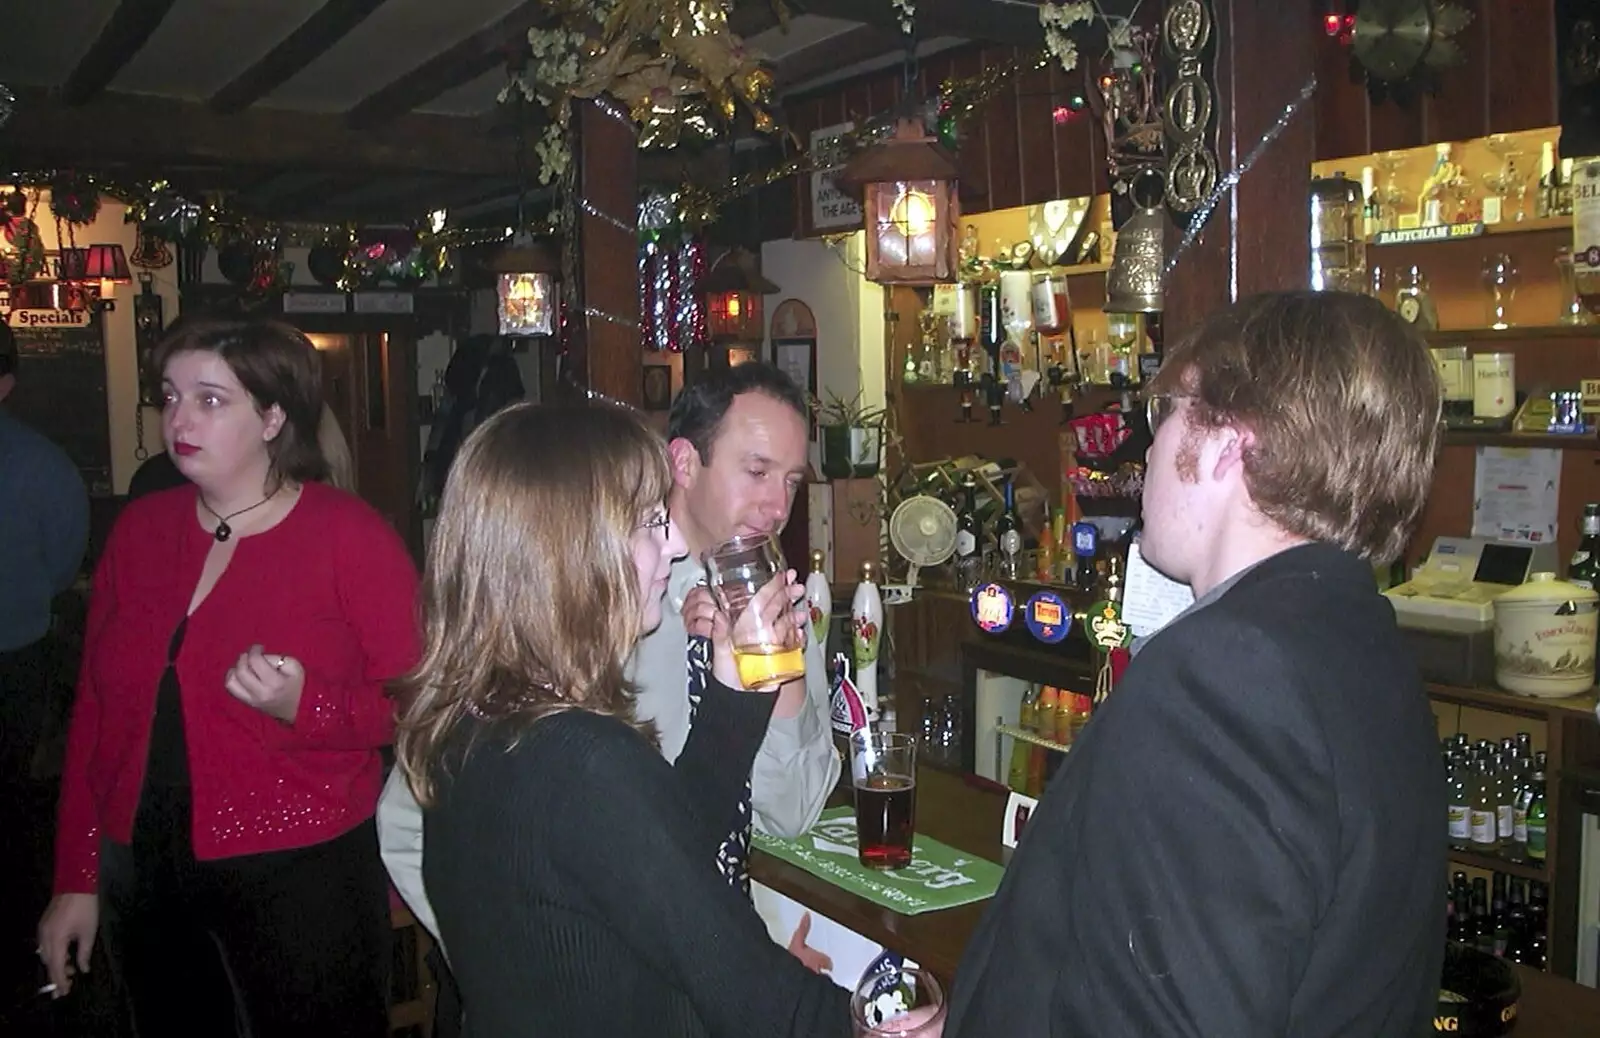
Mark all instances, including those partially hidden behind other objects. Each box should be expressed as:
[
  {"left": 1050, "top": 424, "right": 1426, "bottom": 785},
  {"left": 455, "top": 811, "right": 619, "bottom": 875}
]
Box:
[{"left": 752, "top": 807, "right": 1006, "bottom": 916}]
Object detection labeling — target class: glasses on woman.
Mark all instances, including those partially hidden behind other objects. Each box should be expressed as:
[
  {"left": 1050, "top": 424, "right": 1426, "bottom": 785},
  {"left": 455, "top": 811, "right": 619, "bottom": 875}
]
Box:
[{"left": 1145, "top": 394, "right": 1191, "bottom": 435}]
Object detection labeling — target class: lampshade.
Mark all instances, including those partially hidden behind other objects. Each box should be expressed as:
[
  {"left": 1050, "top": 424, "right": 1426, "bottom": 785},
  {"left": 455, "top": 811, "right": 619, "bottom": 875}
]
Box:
[
  {"left": 838, "top": 117, "right": 962, "bottom": 285},
  {"left": 694, "top": 247, "right": 779, "bottom": 343},
  {"left": 84, "top": 243, "right": 132, "bottom": 282}
]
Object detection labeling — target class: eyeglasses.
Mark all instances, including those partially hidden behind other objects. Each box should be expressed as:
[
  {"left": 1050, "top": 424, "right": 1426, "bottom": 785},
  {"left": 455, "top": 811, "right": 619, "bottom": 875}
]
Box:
[
  {"left": 1145, "top": 394, "right": 1191, "bottom": 435},
  {"left": 638, "top": 510, "right": 671, "bottom": 534}
]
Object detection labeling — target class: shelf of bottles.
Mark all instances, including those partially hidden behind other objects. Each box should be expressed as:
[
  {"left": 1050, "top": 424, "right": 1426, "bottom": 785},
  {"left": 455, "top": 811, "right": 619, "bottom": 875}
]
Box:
[
  {"left": 999, "top": 686, "right": 1093, "bottom": 799},
  {"left": 1312, "top": 126, "right": 1600, "bottom": 446},
  {"left": 1442, "top": 731, "right": 1553, "bottom": 970},
  {"left": 1444, "top": 733, "right": 1550, "bottom": 877},
  {"left": 1448, "top": 870, "right": 1550, "bottom": 971},
  {"left": 896, "top": 195, "right": 1160, "bottom": 422}
]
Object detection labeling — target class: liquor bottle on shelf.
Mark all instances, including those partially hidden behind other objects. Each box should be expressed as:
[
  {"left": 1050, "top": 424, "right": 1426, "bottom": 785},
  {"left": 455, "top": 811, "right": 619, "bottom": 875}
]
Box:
[
  {"left": 1421, "top": 143, "right": 1454, "bottom": 227},
  {"left": 1361, "top": 165, "right": 1379, "bottom": 239},
  {"left": 949, "top": 284, "right": 979, "bottom": 423},
  {"left": 1556, "top": 157, "right": 1576, "bottom": 218},
  {"left": 1007, "top": 685, "right": 1037, "bottom": 793},
  {"left": 1505, "top": 879, "right": 1530, "bottom": 963},
  {"left": 1511, "top": 752, "right": 1532, "bottom": 854},
  {"left": 1495, "top": 749, "right": 1518, "bottom": 845},
  {"left": 1573, "top": 155, "right": 1600, "bottom": 317},
  {"left": 1490, "top": 873, "right": 1509, "bottom": 956},
  {"left": 979, "top": 281, "right": 1005, "bottom": 426},
  {"left": 1035, "top": 514, "right": 1057, "bottom": 583},
  {"left": 995, "top": 479, "right": 1023, "bottom": 580},
  {"left": 1470, "top": 754, "right": 1501, "bottom": 851},
  {"left": 1051, "top": 506, "right": 1068, "bottom": 584},
  {"left": 1447, "top": 749, "right": 1471, "bottom": 850},
  {"left": 1526, "top": 753, "right": 1548, "bottom": 863},
  {"left": 1536, "top": 140, "right": 1557, "bottom": 220},
  {"left": 1569, "top": 503, "right": 1600, "bottom": 589},
  {"left": 954, "top": 474, "right": 983, "bottom": 590},
  {"left": 1470, "top": 876, "right": 1492, "bottom": 953},
  {"left": 805, "top": 550, "right": 831, "bottom": 652},
  {"left": 1029, "top": 686, "right": 1059, "bottom": 795}
]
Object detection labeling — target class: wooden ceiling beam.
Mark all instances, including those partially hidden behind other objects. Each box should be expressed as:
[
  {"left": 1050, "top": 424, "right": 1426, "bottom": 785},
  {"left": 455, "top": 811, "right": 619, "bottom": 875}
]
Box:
[
  {"left": 210, "top": 0, "right": 394, "bottom": 114},
  {"left": 782, "top": 0, "right": 1139, "bottom": 48},
  {"left": 344, "top": 1, "right": 546, "bottom": 130},
  {"left": 771, "top": 24, "right": 906, "bottom": 93},
  {"left": 3, "top": 87, "right": 515, "bottom": 178},
  {"left": 60, "top": 0, "right": 181, "bottom": 105}
]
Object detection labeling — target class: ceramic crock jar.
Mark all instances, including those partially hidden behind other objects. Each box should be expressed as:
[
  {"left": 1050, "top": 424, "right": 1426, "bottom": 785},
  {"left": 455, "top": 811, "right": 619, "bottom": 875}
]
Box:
[{"left": 1493, "top": 572, "right": 1598, "bottom": 698}]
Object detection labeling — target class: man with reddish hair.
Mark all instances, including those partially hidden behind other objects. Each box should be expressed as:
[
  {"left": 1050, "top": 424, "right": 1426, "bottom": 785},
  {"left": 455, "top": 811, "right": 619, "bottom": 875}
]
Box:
[{"left": 949, "top": 291, "right": 1446, "bottom": 1038}]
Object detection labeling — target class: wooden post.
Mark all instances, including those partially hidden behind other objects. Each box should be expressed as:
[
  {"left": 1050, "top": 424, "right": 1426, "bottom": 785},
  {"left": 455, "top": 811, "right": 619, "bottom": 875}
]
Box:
[
  {"left": 1163, "top": 0, "right": 1315, "bottom": 338},
  {"left": 571, "top": 98, "right": 641, "bottom": 405}
]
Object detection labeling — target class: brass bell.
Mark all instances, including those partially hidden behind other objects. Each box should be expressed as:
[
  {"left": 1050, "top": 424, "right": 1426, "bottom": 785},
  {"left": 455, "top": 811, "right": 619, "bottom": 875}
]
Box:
[
  {"left": 1104, "top": 168, "right": 1168, "bottom": 314},
  {"left": 1104, "top": 199, "right": 1167, "bottom": 314}
]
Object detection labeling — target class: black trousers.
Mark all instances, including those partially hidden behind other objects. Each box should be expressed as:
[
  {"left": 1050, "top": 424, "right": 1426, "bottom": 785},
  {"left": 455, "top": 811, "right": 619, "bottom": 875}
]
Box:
[{"left": 100, "top": 787, "right": 391, "bottom": 1038}]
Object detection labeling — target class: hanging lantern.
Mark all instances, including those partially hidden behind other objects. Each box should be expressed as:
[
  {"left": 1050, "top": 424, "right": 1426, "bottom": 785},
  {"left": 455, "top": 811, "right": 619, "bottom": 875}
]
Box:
[
  {"left": 695, "top": 247, "right": 778, "bottom": 343},
  {"left": 838, "top": 116, "right": 961, "bottom": 285},
  {"left": 486, "top": 234, "right": 559, "bottom": 336}
]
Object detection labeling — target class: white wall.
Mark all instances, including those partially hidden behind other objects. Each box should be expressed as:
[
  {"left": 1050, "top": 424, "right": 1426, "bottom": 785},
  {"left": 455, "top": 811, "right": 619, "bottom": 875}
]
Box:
[{"left": 760, "top": 232, "right": 885, "bottom": 416}]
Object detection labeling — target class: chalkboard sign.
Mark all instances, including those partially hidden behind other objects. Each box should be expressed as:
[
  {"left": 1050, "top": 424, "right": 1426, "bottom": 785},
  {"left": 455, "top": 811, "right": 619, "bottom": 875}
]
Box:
[{"left": 6, "top": 308, "right": 113, "bottom": 497}]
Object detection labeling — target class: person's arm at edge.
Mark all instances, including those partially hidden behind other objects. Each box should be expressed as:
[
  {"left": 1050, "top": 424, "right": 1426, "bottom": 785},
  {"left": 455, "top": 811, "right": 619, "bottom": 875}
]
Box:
[{"left": 750, "top": 636, "right": 840, "bottom": 838}]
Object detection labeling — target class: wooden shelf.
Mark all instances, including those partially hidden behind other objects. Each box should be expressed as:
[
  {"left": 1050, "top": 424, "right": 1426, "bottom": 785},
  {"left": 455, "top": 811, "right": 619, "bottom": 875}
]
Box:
[
  {"left": 1442, "top": 430, "right": 1600, "bottom": 450},
  {"left": 995, "top": 723, "right": 1074, "bottom": 755},
  {"left": 1369, "top": 216, "right": 1570, "bottom": 246},
  {"left": 1427, "top": 681, "right": 1599, "bottom": 720},
  {"left": 1426, "top": 325, "right": 1599, "bottom": 342},
  {"left": 1449, "top": 846, "right": 1550, "bottom": 883}
]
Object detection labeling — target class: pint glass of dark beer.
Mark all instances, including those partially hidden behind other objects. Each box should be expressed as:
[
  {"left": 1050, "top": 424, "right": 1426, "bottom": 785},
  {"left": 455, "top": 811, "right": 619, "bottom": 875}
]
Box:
[{"left": 850, "top": 731, "right": 917, "bottom": 870}]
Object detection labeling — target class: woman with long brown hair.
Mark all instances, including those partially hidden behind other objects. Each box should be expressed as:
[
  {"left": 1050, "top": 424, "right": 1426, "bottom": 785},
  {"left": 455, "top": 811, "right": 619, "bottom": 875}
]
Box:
[{"left": 397, "top": 399, "right": 851, "bottom": 1037}]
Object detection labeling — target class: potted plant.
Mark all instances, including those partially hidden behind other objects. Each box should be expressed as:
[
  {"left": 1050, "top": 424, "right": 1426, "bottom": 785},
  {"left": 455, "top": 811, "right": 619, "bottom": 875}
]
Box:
[{"left": 815, "top": 390, "right": 886, "bottom": 479}]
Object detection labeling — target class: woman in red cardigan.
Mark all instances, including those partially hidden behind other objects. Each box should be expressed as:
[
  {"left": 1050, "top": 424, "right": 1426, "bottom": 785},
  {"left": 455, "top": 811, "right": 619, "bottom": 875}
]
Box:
[{"left": 37, "top": 318, "right": 420, "bottom": 1036}]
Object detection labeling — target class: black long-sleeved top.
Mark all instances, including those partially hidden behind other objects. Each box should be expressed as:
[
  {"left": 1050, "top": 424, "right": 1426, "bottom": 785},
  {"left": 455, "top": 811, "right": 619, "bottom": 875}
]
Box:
[{"left": 423, "top": 680, "right": 852, "bottom": 1038}]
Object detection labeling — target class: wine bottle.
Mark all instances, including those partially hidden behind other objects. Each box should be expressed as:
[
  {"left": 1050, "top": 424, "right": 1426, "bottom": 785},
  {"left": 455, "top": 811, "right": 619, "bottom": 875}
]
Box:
[
  {"left": 954, "top": 475, "right": 984, "bottom": 589},
  {"left": 995, "top": 479, "right": 1022, "bottom": 579}
]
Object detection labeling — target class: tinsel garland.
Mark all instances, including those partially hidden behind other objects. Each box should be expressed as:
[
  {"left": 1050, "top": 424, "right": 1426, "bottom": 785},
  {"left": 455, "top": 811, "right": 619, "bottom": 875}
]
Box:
[{"left": 0, "top": 44, "right": 1062, "bottom": 252}]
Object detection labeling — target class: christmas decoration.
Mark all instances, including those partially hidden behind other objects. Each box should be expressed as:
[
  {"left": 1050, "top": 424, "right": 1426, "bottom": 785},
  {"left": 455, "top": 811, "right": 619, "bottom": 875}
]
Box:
[
  {"left": 1040, "top": 3, "right": 1094, "bottom": 74},
  {"left": 48, "top": 173, "right": 101, "bottom": 226},
  {"left": 129, "top": 230, "right": 173, "bottom": 270},
  {"left": 0, "top": 190, "right": 46, "bottom": 285},
  {"left": 499, "top": 0, "right": 784, "bottom": 156}
]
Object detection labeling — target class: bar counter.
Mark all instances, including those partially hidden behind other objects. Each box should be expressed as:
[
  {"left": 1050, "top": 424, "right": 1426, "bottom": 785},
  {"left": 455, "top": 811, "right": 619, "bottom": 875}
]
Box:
[{"left": 750, "top": 766, "right": 1600, "bottom": 1037}]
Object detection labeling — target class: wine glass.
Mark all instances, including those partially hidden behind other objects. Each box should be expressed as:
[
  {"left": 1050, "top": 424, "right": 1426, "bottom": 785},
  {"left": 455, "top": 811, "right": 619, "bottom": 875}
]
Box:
[
  {"left": 1483, "top": 135, "right": 1529, "bottom": 222},
  {"left": 1373, "top": 151, "right": 1410, "bottom": 232},
  {"left": 1482, "top": 253, "right": 1520, "bottom": 330},
  {"left": 852, "top": 961, "right": 946, "bottom": 1037}
]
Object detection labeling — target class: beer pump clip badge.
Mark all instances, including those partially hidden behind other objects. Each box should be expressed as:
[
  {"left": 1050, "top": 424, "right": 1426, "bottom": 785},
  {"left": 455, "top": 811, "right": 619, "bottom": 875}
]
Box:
[
  {"left": 970, "top": 582, "right": 1015, "bottom": 634},
  {"left": 1023, "top": 590, "right": 1072, "bottom": 645},
  {"left": 829, "top": 652, "right": 869, "bottom": 738},
  {"left": 1087, "top": 600, "right": 1133, "bottom": 650}
]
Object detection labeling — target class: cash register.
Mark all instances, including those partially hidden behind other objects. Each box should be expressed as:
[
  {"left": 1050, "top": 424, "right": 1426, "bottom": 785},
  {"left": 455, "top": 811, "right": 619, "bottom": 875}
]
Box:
[{"left": 1385, "top": 536, "right": 1560, "bottom": 629}]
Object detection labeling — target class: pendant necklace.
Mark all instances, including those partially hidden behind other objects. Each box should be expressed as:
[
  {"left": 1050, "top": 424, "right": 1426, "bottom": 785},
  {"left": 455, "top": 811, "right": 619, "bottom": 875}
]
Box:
[{"left": 199, "top": 493, "right": 274, "bottom": 543}]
